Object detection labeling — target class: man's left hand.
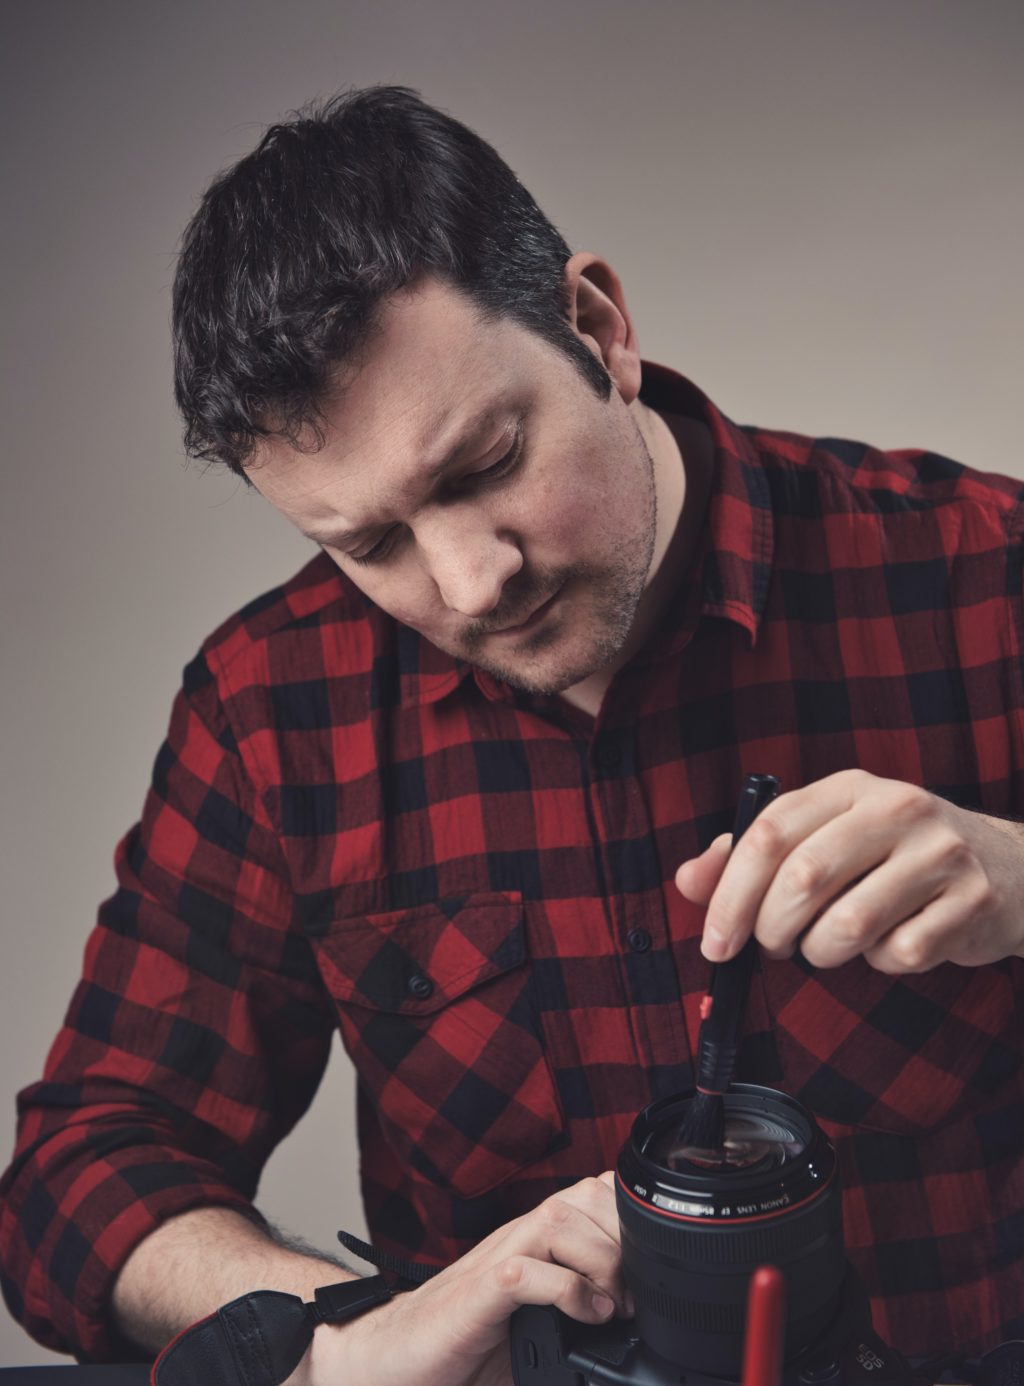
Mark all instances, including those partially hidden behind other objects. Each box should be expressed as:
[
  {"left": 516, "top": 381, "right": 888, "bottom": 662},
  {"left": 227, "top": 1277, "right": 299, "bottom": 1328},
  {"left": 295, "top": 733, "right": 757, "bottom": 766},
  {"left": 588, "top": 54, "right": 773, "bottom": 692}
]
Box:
[{"left": 674, "top": 770, "right": 1024, "bottom": 973}]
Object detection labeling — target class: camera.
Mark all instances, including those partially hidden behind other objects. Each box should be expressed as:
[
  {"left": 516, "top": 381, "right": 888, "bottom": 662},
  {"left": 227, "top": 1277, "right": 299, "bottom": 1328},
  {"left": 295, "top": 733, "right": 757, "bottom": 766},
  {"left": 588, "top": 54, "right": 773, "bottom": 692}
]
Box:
[{"left": 510, "top": 1084, "right": 918, "bottom": 1386}]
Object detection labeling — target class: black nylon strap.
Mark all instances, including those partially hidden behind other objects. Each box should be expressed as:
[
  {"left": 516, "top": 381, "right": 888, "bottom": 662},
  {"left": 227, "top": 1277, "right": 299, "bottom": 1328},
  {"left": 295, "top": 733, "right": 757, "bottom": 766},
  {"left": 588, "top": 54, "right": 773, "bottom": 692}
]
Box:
[
  {"left": 151, "top": 1276, "right": 393, "bottom": 1386},
  {"left": 336, "top": 1229, "right": 444, "bottom": 1287}
]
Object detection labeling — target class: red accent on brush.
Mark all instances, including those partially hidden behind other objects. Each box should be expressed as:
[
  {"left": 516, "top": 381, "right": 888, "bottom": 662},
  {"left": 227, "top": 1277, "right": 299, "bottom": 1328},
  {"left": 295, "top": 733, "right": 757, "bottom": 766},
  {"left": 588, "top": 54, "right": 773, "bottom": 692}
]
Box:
[{"left": 700, "top": 995, "right": 714, "bottom": 1020}]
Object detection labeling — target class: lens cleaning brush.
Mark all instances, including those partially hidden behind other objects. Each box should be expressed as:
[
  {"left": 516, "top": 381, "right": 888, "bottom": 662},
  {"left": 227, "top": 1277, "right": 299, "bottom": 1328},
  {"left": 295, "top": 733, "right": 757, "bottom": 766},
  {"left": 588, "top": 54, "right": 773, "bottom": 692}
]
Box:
[{"left": 673, "top": 773, "right": 781, "bottom": 1159}]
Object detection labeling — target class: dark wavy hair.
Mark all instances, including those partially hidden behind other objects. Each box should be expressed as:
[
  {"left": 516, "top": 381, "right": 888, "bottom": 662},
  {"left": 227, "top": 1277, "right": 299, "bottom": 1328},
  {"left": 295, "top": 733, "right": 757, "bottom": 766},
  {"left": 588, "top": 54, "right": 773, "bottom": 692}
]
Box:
[{"left": 172, "top": 85, "right": 611, "bottom": 475}]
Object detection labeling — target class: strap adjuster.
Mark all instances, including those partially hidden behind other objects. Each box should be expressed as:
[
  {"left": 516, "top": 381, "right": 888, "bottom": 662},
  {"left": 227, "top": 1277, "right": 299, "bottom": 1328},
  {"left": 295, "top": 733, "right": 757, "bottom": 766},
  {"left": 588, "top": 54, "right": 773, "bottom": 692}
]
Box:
[{"left": 312, "top": 1274, "right": 392, "bottom": 1324}]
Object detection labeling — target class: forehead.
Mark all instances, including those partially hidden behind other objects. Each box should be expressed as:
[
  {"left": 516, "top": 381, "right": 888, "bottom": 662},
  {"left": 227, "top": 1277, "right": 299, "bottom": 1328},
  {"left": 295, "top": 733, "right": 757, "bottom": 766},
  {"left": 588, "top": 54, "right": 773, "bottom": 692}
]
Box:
[{"left": 248, "top": 278, "right": 533, "bottom": 522}]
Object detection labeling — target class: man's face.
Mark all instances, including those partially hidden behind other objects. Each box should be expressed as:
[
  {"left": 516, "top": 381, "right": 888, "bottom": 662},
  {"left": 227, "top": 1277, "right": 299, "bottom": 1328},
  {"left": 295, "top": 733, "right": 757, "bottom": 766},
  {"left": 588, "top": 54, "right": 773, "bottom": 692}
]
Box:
[{"left": 246, "top": 275, "right": 659, "bottom": 696}]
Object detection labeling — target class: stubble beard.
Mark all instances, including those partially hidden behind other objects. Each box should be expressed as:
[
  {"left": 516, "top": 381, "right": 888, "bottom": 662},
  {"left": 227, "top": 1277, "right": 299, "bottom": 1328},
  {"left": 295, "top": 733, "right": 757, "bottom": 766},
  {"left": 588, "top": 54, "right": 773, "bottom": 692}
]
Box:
[{"left": 456, "top": 430, "right": 659, "bottom": 696}]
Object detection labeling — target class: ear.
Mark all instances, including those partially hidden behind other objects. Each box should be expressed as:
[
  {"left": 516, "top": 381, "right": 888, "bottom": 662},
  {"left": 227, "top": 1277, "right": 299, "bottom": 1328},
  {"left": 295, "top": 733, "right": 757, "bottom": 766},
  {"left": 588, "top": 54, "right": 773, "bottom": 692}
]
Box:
[{"left": 562, "top": 252, "right": 642, "bottom": 405}]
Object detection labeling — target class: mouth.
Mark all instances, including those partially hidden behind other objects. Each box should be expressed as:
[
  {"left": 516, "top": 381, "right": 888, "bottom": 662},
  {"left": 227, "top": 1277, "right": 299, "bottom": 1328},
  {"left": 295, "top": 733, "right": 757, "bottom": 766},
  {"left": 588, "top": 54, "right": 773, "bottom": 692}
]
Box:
[{"left": 489, "top": 585, "right": 563, "bottom": 637}]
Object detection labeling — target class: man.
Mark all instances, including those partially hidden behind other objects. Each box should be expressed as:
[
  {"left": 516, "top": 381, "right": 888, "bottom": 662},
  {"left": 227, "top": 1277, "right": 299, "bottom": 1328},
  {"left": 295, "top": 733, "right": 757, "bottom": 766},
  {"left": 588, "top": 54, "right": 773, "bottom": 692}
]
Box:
[{"left": 1, "top": 85, "right": 1021, "bottom": 1380}]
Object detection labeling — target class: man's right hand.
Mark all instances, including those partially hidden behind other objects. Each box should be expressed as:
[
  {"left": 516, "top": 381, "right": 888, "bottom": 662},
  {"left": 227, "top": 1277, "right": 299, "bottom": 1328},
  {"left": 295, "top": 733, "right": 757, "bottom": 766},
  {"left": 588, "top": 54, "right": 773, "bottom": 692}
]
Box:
[{"left": 301, "top": 1171, "right": 632, "bottom": 1386}]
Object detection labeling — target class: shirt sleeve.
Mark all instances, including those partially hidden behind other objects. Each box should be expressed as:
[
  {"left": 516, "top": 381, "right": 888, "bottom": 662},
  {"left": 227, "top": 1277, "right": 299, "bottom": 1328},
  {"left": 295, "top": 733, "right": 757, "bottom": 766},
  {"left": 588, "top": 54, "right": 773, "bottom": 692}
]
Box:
[
  {"left": 1008, "top": 502, "right": 1024, "bottom": 792},
  {"left": 0, "top": 648, "right": 336, "bottom": 1361}
]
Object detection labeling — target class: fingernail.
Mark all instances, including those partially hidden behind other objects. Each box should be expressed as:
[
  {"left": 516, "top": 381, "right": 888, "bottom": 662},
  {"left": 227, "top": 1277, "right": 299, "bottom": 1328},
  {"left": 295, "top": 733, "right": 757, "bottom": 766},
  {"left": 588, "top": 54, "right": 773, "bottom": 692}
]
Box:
[
  {"left": 592, "top": 1293, "right": 615, "bottom": 1317},
  {"left": 702, "top": 928, "right": 730, "bottom": 961}
]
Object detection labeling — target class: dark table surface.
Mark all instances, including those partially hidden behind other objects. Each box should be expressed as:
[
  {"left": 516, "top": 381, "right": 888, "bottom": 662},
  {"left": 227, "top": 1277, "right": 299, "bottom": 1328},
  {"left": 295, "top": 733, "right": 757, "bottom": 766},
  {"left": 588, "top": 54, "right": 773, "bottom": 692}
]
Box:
[{"left": 0, "top": 1369, "right": 150, "bottom": 1382}]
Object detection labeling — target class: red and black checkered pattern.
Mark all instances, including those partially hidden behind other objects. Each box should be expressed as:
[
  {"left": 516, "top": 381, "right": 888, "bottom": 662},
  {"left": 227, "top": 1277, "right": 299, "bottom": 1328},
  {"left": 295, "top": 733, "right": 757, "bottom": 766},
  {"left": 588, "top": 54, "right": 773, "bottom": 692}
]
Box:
[{"left": 2, "top": 364, "right": 1022, "bottom": 1360}]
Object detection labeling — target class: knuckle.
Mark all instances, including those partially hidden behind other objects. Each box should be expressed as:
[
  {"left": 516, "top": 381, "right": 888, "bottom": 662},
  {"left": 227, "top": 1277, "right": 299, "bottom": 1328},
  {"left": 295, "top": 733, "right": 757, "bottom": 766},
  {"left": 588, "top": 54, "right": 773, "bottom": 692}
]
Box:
[
  {"left": 865, "top": 946, "right": 903, "bottom": 975},
  {"left": 933, "top": 832, "right": 973, "bottom": 872},
  {"left": 887, "top": 933, "right": 930, "bottom": 972},
  {"left": 573, "top": 1175, "right": 608, "bottom": 1206},
  {"left": 827, "top": 902, "right": 876, "bottom": 948},
  {"left": 783, "top": 851, "right": 829, "bottom": 899},
  {"left": 797, "top": 936, "right": 829, "bottom": 968},
  {"left": 835, "top": 767, "right": 871, "bottom": 793},
  {"left": 952, "top": 871, "right": 995, "bottom": 922},
  {"left": 746, "top": 814, "right": 786, "bottom": 858},
  {"left": 539, "top": 1196, "right": 572, "bottom": 1229},
  {"left": 493, "top": 1255, "right": 528, "bottom": 1292},
  {"left": 887, "top": 783, "right": 934, "bottom": 825},
  {"left": 760, "top": 942, "right": 795, "bottom": 962},
  {"left": 970, "top": 877, "right": 998, "bottom": 915}
]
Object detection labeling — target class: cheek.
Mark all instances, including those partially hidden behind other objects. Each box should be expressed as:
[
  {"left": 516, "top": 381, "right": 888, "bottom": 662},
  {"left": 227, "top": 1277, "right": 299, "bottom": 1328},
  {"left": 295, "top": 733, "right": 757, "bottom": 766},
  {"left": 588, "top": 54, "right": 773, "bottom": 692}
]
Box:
[
  {"left": 527, "top": 452, "right": 608, "bottom": 553},
  {"left": 533, "top": 495, "right": 581, "bottom": 551},
  {"left": 538, "top": 454, "right": 628, "bottom": 557}
]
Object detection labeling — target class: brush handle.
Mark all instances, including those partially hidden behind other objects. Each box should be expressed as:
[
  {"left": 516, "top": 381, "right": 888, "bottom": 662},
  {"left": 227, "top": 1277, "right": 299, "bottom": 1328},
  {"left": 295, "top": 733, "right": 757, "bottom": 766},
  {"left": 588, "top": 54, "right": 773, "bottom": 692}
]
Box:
[{"left": 695, "top": 773, "right": 780, "bottom": 1094}]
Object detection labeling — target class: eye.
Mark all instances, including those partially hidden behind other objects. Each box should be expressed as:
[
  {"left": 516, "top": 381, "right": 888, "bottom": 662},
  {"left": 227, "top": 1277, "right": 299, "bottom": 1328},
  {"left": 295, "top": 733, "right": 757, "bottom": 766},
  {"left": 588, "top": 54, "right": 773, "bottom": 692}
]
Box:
[
  {"left": 463, "top": 427, "right": 523, "bottom": 485},
  {"left": 349, "top": 425, "right": 525, "bottom": 567},
  {"left": 349, "top": 529, "right": 400, "bottom": 567}
]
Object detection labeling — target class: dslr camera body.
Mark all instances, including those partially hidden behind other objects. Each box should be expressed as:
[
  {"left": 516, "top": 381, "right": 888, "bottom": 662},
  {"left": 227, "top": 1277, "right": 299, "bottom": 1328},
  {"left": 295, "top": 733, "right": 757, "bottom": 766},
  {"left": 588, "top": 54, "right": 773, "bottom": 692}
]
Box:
[{"left": 510, "top": 1084, "right": 918, "bottom": 1386}]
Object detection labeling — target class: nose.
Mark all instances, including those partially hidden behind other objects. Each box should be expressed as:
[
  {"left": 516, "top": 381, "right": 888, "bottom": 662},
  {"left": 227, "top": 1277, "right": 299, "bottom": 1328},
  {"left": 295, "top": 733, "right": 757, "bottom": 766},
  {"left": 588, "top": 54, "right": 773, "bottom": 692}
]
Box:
[{"left": 416, "top": 510, "right": 523, "bottom": 617}]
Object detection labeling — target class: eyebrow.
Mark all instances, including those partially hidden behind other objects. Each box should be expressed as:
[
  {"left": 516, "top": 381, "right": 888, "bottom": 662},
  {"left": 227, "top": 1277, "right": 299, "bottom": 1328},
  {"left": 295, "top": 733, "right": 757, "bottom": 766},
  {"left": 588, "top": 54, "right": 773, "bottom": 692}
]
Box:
[{"left": 300, "top": 403, "right": 509, "bottom": 549}]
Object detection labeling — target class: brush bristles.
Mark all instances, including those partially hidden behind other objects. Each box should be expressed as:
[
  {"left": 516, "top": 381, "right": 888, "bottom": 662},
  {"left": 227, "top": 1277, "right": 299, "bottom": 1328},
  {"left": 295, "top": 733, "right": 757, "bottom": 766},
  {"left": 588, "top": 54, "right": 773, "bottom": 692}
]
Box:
[{"left": 679, "top": 1090, "right": 726, "bottom": 1154}]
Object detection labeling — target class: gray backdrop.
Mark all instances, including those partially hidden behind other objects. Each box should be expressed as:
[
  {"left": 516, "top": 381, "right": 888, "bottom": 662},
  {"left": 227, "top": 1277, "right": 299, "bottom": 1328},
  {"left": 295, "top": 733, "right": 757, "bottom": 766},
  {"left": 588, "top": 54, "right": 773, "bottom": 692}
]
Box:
[{"left": 2, "top": 0, "right": 1022, "bottom": 1366}]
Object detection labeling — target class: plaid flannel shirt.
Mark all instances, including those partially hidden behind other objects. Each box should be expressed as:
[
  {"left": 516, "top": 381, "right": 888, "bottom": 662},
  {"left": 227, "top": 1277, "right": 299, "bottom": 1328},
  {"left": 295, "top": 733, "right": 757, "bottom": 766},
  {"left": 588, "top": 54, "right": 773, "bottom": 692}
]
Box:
[{"left": 3, "top": 363, "right": 1022, "bottom": 1360}]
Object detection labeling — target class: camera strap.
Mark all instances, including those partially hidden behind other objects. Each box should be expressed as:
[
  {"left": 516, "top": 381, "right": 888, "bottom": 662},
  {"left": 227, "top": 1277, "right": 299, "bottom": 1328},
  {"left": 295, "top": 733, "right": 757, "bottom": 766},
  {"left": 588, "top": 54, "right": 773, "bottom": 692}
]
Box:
[
  {"left": 149, "top": 1231, "right": 444, "bottom": 1386},
  {"left": 335, "top": 1228, "right": 445, "bottom": 1286},
  {"left": 149, "top": 1276, "right": 391, "bottom": 1386}
]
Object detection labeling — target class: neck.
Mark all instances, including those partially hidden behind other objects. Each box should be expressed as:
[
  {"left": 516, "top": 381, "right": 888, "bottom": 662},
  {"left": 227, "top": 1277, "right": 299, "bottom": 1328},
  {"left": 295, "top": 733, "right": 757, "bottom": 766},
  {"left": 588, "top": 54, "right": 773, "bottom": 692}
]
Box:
[{"left": 558, "top": 400, "right": 713, "bottom": 719}]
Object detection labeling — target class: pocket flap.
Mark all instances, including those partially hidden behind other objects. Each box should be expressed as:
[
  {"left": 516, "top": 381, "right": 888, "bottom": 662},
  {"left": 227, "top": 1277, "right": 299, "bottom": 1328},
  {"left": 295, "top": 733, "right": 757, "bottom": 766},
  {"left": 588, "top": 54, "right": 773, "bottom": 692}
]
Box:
[{"left": 314, "top": 892, "right": 525, "bottom": 1016}]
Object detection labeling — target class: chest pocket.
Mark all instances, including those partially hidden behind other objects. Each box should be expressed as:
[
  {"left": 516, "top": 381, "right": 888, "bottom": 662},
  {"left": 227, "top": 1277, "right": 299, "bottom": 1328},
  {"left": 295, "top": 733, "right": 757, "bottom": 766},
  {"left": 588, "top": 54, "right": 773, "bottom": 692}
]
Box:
[
  {"left": 311, "top": 891, "right": 567, "bottom": 1199},
  {"left": 762, "top": 956, "right": 1020, "bottom": 1134}
]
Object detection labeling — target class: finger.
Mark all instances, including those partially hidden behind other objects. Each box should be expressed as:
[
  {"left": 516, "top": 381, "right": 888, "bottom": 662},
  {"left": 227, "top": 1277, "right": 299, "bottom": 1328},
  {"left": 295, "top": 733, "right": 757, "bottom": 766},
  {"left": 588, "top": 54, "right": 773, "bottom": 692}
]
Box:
[
  {"left": 793, "top": 851, "right": 945, "bottom": 968},
  {"left": 754, "top": 801, "right": 922, "bottom": 959},
  {"left": 490, "top": 1173, "right": 620, "bottom": 1246},
  {"left": 535, "top": 1173, "right": 622, "bottom": 1245},
  {"left": 675, "top": 834, "right": 731, "bottom": 905},
  {"left": 452, "top": 1174, "right": 620, "bottom": 1283},
  {"left": 702, "top": 777, "right": 860, "bottom": 960},
  {"left": 789, "top": 807, "right": 1000, "bottom": 969},
  {"left": 591, "top": 1173, "right": 635, "bottom": 1311},
  {"left": 862, "top": 884, "right": 1002, "bottom": 973},
  {"left": 470, "top": 1175, "right": 632, "bottom": 1318},
  {"left": 513, "top": 1190, "right": 625, "bottom": 1309},
  {"left": 478, "top": 1254, "right": 623, "bottom": 1328}
]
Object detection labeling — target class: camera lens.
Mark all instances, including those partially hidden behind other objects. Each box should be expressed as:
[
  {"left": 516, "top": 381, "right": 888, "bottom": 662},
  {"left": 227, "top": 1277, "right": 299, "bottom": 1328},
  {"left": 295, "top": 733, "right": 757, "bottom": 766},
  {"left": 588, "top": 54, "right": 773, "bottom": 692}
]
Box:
[
  {"left": 616, "top": 1084, "right": 843, "bottom": 1377},
  {"left": 652, "top": 1106, "right": 808, "bottom": 1173}
]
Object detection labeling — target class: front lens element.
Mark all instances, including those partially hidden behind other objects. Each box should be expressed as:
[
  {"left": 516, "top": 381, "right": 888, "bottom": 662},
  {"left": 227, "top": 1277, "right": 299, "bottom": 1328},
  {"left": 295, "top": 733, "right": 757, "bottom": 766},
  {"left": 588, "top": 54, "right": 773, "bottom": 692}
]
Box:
[{"left": 650, "top": 1107, "right": 808, "bottom": 1172}]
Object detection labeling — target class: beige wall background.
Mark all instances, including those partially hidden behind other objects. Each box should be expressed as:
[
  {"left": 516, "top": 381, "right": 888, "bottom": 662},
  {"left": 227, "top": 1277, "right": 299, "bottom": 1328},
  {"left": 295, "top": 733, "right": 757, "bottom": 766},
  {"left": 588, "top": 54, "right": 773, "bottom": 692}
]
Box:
[{"left": 2, "top": 0, "right": 1022, "bottom": 1366}]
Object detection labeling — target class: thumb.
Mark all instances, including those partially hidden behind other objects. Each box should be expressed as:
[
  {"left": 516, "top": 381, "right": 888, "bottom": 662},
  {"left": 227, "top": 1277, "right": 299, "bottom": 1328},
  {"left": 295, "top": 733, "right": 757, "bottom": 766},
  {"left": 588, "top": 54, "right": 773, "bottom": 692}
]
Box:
[{"left": 675, "top": 833, "right": 732, "bottom": 905}]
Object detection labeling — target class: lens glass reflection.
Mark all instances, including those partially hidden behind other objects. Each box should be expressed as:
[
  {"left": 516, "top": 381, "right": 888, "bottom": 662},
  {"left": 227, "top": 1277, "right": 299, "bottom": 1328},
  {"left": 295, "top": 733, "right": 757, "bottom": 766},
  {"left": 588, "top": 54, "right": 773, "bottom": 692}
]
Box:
[{"left": 648, "top": 1109, "right": 807, "bottom": 1172}]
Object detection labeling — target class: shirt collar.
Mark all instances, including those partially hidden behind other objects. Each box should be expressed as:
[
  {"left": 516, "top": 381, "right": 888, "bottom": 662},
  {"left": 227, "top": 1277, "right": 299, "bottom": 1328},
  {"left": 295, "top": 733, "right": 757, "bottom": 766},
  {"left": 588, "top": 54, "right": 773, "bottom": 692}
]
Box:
[
  {"left": 399, "top": 361, "right": 774, "bottom": 708},
  {"left": 636, "top": 360, "right": 774, "bottom": 656}
]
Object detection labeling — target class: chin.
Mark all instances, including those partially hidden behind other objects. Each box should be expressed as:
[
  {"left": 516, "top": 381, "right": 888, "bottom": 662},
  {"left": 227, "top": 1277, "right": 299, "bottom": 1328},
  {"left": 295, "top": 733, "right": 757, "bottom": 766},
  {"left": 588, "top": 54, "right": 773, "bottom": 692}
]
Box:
[{"left": 477, "top": 631, "right": 616, "bottom": 697}]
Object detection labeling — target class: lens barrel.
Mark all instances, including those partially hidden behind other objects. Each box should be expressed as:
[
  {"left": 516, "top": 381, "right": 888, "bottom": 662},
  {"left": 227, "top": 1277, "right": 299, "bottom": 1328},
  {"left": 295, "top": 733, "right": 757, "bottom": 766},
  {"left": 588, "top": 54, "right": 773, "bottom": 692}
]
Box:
[{"left": 616, "top": 1084, "right": 843, "bottom": 1376}]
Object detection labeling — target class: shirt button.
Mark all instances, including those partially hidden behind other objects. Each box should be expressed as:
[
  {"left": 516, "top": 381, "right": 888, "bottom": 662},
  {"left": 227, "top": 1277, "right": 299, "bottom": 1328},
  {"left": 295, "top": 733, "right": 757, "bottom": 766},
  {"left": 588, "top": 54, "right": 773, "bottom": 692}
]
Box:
[
  {"left": 627, "top": 928, "right": 652, "bottom": 953},
  {"left": 406, "top": 972, "right": 434, "bottom": 1000}
]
